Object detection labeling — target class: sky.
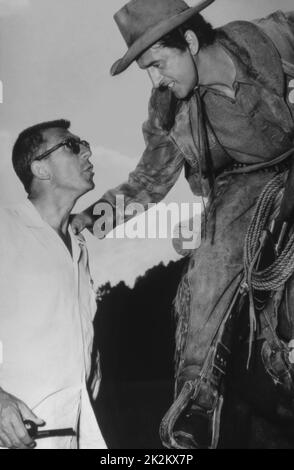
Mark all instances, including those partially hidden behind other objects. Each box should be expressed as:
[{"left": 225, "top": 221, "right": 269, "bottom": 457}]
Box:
[{"left": 0, "top": 0, "right": 293, "bottom": 287}]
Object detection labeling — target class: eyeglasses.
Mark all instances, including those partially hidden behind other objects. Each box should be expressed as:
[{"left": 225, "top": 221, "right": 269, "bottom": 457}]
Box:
[{"left": 34, "top": 137, "right": 91, "bottom": 161}]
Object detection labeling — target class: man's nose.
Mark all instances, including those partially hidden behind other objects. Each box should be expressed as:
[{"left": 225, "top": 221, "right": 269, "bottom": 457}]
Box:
[
  {"left": 81, "top": 142, "right": 92, "bottom": 159},
  {"left": 81, "top": 149, "right": 92, "bottom": 162},
  {"left": 147, "top": 68, "right": 163, "bottom": 88}
]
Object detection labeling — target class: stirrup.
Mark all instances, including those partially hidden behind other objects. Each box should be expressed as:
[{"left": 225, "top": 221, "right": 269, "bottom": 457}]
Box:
[{"left": 160, "top": 378, "right": 224, "bottom": 449}]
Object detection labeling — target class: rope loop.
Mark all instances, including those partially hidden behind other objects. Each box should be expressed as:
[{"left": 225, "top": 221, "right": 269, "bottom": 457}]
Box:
[
  {"left": 243, "top": 171, "right": 294, "bottom": 367},
  {"left": 244, "top": 172, "right": 294, "bottom": 292}
]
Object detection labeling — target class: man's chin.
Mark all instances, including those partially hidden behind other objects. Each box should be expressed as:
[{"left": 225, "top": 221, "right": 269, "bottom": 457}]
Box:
[
  {"left": 88, "top": 180, "right": 95, "bottom": 191},
  {"left": 173, "top": 88, "right": 189, "bottom": 100},
  {"left": 80, "top": 180, "right": 95, "bottom": 196},
  {"left": 86, "top": 174, "right": 95, "bottom": 187}
]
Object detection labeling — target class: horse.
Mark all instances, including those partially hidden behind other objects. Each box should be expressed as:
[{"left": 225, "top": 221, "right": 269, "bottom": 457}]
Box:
[{"left": 160, "top": 164, "right": 294, "bottom": 449}]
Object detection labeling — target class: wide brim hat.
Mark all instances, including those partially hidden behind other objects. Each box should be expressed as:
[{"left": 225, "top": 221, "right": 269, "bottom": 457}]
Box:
[{"left": 111, "top": 0, "right": 215, "bottom": 76}]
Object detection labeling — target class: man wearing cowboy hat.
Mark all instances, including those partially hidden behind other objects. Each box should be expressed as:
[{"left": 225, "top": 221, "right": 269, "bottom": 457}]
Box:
[{"left": 73, "top": 0, "right": 294, "bottom": 448}]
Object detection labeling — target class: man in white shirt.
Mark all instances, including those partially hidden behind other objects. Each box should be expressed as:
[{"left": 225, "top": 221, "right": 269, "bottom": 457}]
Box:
[{"left": 0, "top": 119, "right": 106, "bottom": 449}]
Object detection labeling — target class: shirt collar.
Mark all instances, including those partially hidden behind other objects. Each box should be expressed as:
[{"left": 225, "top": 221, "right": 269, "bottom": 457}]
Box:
[
  {"left": 218, "top": 41, "right": 254, "bottom": 86},
  {"left": 198, "top": 20, "right": 285, "bottom": 98},
  {"left": 217, "top": 21, "right": 284, "bottom": 95},
  {"left": 17, "top": 198, "right": 86, "bottom": 247},
  {"left": 198, "top": 40, "right": 257, "bottom": 100},
  {"left": 16, "top": 199, "right": 48, "bottom": 228}
]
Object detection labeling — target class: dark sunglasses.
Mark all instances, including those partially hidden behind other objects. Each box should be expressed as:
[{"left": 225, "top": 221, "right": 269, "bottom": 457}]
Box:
[{"left": 34, "top": 137, "right": 91, "bottom": 161}]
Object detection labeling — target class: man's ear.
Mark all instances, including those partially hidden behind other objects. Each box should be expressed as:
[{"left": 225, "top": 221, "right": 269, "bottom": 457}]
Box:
[
  {"left": 184, "top": 30, "right": 199, "bottom": 56},
  {"left": 31, "top": 160, "right": 51, "bottom": 181}
]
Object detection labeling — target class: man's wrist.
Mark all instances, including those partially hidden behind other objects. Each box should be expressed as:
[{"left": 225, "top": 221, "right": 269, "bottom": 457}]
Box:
[{"left": 92, "top": 199, "right": 116, "bottom": 238}]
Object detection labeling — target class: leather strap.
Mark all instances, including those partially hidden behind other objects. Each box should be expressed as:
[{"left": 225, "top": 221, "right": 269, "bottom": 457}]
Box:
[{"left": 221, "top": 148, "right": 294, "bottom": 177}]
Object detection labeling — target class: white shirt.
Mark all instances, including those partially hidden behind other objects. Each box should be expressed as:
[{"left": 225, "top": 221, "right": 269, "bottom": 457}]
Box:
[{"left": 0, "top": 200, "right": 106, "bottom": 449}]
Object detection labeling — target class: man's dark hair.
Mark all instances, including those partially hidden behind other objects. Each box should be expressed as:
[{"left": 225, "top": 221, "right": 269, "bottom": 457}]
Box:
[
  {"left": 158, "top": 13, "right": 216, "bottom": 50},
  {"left": 12, "top": 119, "right": 70, "bottom": 193}
]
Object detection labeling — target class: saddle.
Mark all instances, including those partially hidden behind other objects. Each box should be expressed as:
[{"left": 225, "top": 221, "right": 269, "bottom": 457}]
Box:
[{"left": 160, "top": 158, "right": 294, "bottom": 449}]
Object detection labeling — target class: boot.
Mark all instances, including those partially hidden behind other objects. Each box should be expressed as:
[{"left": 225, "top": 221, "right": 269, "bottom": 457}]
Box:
[{"left": 160, "top": 277, "right": 244, "bottom": 449}]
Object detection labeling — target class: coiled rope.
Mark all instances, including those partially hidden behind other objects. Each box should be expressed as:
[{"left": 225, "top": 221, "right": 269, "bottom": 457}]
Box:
[
  {"left": 243, "top": 171, "right": 294, "bottom": 366},
  {"left": 244, "top": 172, "right": 294, "bottom": 291}
]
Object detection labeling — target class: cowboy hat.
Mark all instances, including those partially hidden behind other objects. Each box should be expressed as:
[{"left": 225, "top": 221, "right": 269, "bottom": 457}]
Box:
[{"left": 111, "top": 0, "right": 215, "bottom": 76}]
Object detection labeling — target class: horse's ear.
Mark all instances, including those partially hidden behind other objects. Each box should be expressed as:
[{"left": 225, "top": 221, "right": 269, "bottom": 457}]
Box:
[{"left": 150, "top": 87, "right": 180, "bottom": 132}]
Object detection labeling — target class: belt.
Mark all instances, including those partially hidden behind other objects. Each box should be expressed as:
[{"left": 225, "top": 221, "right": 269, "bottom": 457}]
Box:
[{"left": 219, "top": 148, "right": 294, "bottom": 177}]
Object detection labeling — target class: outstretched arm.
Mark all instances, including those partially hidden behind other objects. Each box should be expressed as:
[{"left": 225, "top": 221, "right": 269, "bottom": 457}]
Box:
[{"left": 71, "top": 89, "right": 185, "bottom": 237}]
